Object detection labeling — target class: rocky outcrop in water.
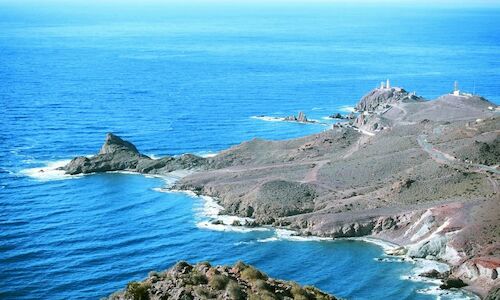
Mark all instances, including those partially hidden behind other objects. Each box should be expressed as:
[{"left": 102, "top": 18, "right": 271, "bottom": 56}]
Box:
[
  {"left": 108, "top": 261, "right": 336, "bottom": 300},
  {"left": 62, "top": 133, "right": 206, "bottom": 175},
  {"left": 284, "top": 111, "right": 316, "bottom": 123}
]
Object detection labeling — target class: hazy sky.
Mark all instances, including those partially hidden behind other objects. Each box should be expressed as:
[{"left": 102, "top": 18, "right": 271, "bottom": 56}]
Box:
[{"left": 1, "top": 0, "right": 499, "bottom": 6}]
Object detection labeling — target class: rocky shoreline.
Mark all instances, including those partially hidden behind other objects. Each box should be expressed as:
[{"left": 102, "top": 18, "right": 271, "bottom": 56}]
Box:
[{"left": 58, "top": 85, "right": 499, "bottom": 298}]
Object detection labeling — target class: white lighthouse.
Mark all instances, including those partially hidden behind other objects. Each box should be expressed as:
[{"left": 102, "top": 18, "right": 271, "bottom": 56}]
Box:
[
  {"left": 386, "top": 79, "right": 391, "bottom": 89},
  {"left": 453, "top": 81, "right": 461, "bottom": 96}
]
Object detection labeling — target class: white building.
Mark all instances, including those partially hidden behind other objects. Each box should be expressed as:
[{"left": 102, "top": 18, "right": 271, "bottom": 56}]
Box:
[{"left": 453, "top": 81, "right": 461, "bottom": 96}]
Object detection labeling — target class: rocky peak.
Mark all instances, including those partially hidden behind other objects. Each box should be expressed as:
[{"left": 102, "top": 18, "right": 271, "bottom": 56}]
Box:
[
  {"left": 356, "top": 87, "right": 423, "bottom": 112},
  {"left": 99, "top": 133, "right": 140, "bottom": 155}
]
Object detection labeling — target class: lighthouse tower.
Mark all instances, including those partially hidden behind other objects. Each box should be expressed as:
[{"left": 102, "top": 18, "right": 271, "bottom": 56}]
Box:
[
  {"left": 386, "top": 79, "right": 391, "bottom": 89},
  {"left": 453, "top": 81, "right": 461, "bottom": 96}
]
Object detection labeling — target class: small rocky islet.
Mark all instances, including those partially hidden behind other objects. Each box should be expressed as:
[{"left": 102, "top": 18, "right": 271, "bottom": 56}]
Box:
[
  {"left": 61, "top": 84, "right": 500, "bottom": 298},
  {"left": 107, "top": 261, "right": 336, "bottom": 300}
]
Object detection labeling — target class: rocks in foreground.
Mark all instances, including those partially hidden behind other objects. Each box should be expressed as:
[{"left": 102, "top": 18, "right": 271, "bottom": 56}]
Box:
[{"left": 108, "top": 261, "right": 336, "bottom": 300}]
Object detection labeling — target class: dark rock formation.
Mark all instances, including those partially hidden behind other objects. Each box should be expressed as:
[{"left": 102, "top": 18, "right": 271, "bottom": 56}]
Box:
[
  {"left": 329, "top": 113, "right": 356, "bottom": 120},
  {"left": 107, "top": 261, "right": 336, "bottom": 300},
  {"left": 99, "top": 133, "right": 140, "bottom": 155},
  {"left": 285, "top": 111, "right": 315, "bottom": 123},
  {"left": 440, "top": 277, "right": 467, "bottom": 289},
  {"left": 62, "top": 133, "right": 206, "bottom": 175},
  {"left": 419, "top": 269, "right": 449, "bottom": 279},
  {"left": 63, "top": 133, "right": 149, "bottom": 175}
]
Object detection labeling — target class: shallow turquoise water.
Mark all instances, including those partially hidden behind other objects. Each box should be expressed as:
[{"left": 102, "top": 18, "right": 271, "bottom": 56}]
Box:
[{"left": 1, "top": 3, "right": 498, "bottom": 299}]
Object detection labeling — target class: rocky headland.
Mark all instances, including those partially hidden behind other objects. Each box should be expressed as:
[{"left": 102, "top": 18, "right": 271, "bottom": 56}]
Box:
[
  {"left": 108, "top": 261, "right": 336, "bottom": 300},
  {"left": 62, "top": 85, "right": 499, "bottom": 298}
]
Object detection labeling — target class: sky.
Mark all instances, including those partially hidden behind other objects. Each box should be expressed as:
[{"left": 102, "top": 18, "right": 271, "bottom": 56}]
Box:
[
  {"left": 0, "top": 0, "right": 499, "bottom": 7},
  {"left": 0, "top": 0, "right": 498, "bottom": 25}
]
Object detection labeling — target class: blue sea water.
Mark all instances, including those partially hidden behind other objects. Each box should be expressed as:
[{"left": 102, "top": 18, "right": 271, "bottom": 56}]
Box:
[{"left": 1, "top": 2, "right": 499, "bottom": 299}]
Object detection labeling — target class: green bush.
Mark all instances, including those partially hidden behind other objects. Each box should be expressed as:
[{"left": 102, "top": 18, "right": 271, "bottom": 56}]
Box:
[
  {"left": 253, "top": 279, "right": 271, "bottom": 291},
  {"left": 304, "top": 285, "right": 331, "bottom": 300},
  {"left": 188, "top": 270, "right": 208, "bottom": 285},
  {"left": 125, "top": 281, "right": 150, "bottom": 300},
  {"left": 226, "top": 280, "right": 245, "bottom": 300},
  {"left": 196, "top": 261, "right": 212, "bottom": 268},
  {"left": 233, "top": 261, "right": 248, "bottom": 271},
  {"left": 194, "top": 286, "right": 215, "bottom": 299},
  {"left": 290, "top": 283, "right": 310, "bottom": 300},
  {"left": 209, "top": 274, "right": 229, "bottom": 290},
  {"left": 248, "top": 290, "right": 277, "bottom": 300},
  {"left": 240, "top": 265, "right": 267, "bottom": 281}
]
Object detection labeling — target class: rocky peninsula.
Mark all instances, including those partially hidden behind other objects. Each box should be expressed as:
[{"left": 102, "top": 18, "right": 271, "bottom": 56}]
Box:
[
  {"left": 107, "top": 261, "right": 336, "bottom": 300},
  {"left": 62, "top": 85, "right": 499, "bottom": 298}
]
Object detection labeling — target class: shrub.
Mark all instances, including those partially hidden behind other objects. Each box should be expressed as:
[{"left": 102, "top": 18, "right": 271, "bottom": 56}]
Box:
[
  {"left": 304, "top": 285, "right": 330, "bottom": 300},
  {"left": 125, "top": 281, "right": 150, "bottom": 300},
  {"left": 173, "top": 261, "right": 192, "bottom": 273},
  {"left": 233, "top": 261, "right": 248, "bottom": 271},
  {"left": 188, "top": 270, "right": 208, "bottom": 285},
  {"left": 148, "top": 271, "right": 166, "bottom": 280},
  {"left": 248, "top": 290, "right": 277, "bottom": 300},
  {"left": 290, "top": 283, "right": 310, "bottom": 300},
  {"left": 209, "top": 274, "right": 229, "bottom": 290},
  {"left": 226, "top": 280, "right": 245, "bottom": 300},
  {"left": 196, "top": 261, "right": 212, "bottom": 268},
  {"left": 194, "top": 286, "right": 215, "bottom": 299},
  {"left": 252, "top": 279, "right": 271, "bottom": 291},
  {"left": 240, "top": 265, "right": 267, "bottom": 281}
]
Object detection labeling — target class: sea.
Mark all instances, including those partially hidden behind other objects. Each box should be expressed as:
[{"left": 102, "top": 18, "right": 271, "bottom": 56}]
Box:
[{"left": 1, "top": 2, "right": 499, "bottom": 299}]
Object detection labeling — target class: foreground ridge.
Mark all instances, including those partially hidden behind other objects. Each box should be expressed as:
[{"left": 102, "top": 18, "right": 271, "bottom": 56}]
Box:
[{"left": 108, "top": 261, "right": 337, "bottom": 300}]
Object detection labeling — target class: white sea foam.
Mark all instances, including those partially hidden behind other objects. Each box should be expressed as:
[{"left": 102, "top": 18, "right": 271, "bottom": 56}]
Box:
[
  {"left": 196, "top": 221, "right": 270, "bottom": 233},
  {"left": 251, "top": 116, "right": 285, "bottom": 122},
  {"left": 344, "top": 236, "right": 399, "bottom": 252},
  {"left": 258, "top": 229, "right": 331, "bottom": 243},
  {"left": 21, "top": 159, "right": 82, "bottom": 181},
  {"left": 193, "top": 195, "right": 271, "bottom": 233},
  {"left": 234, "top": 241, "right": 255, "bottom": 246},
  {"left": 416, "top": 285, "right": 479, "bottom": 300},
  {"left": 400, "top": 257, "right": 479, "bottom": 299},
  {"left": 197, "top": 152, "right": 218, "bottom": 158},
  {"left": 337, "top": 105, "right": 355, "bottom": 113}
]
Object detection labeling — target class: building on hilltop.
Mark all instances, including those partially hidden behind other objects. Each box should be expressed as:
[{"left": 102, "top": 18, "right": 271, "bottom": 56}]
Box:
[
  {"left": 453, "top": 81, "right": 461, "bottom": 96},
  {"left": 379, "top": 79, "right": 391, "bottom": 90}
]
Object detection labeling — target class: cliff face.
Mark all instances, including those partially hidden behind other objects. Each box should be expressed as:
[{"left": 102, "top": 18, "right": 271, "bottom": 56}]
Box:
[
  {"left": 108, "top": 261, "right": 336, "bottom": 300},
  {"left": 63, "top": 87, "right": 499, "bottom": 297}
]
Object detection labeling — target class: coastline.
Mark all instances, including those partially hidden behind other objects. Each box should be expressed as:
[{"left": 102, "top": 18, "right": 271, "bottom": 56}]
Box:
[
  {"left": 22, "top": 158, "right": 483, "bottom": 299},
  {"left": 22, "top": 88, "right": 499, "bottom": 299},
  {"left": 179, "top": 185, "right": 482, "bottom": 300}
]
